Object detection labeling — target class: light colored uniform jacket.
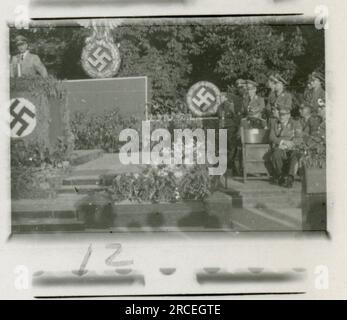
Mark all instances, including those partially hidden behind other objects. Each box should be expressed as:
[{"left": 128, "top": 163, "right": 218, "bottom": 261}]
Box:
[{"left": 10, "top": 51, "right": 48, "bottom": 78}]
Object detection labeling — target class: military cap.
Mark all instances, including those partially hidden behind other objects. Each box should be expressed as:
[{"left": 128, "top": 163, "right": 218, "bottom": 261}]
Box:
[
  {"left": 272, "top": 73, "right": 288, "bottom": 85},
  {"left": 236, "top": 79, "right": 247, "bottom": 87},
  {"left": 268, "top": 74, "right": 278, "bottom": 82},
  {"left": 311, "top": 71, "right": 325, "bottom": 83},
  {"left": 15, "top": 35, "right": 28, "bottom": 45},
  {"left": 279, "top": 107, "right": 291, "bottom": 115},
  {"left": 246, "top": 79, "right": 258, "bottom": 89}
]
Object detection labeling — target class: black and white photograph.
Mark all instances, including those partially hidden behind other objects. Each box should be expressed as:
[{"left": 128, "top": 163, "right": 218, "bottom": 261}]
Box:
[
  {"left": 9, "top": 17, "right": 326, "bottom": 233},
  {"left": 0, "top": 0, "right": 346, "bottom": 300}
]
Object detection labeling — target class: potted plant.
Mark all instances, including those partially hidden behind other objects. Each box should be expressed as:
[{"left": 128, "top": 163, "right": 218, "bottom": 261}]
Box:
[{"left": 298, "top": 122, "right": 326, "bottom": 231}]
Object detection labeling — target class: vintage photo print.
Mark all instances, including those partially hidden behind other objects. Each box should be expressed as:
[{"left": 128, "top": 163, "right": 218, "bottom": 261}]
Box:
[
  {"left": 0, "top": 0, "right": 346, "bottom": 299},
  {"left": 9, "top": 17, "right": 326, "bottom": 234}
]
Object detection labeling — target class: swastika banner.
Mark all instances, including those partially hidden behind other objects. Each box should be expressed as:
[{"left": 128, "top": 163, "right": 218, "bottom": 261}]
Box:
[
  {"left": 186, "top": 81, "right": 222, "bottom": 117},
  {"left": 81, "top": 39, "right": 121, "bottom": 78},
  {"left": 10, "top": 98, "right": 36, "bottom": 138}
]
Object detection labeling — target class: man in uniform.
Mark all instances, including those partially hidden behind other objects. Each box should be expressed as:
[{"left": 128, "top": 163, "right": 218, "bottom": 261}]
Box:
[
  {"left": 299, "top": 102, "right": 320, "bottom": 137},
  {"left": 303, "top": 74, "right": 313, "bottom": 102},
  {"left": 269, "top": 107, "right": 303, "bottom": 188},
  {"left": 221, "top": 79, "right": 249, "bottom": 175},
  {"left": 266, "top": 74, "right": 277, "bottom": 113},
  {"left": 235, "top": 78, "right": 249, "bottom": 117},
  {"left": 10, "top": 35, "right": 48, "bottom": 78},
  {"left": 273, "top": 73, "right": 293, "bottom": 112},
  {"left": 307, "top": 71, "right": 325, "bottom": 113},
  {"left": 245, "top": 80, "right": 265, "bottom": 115},
  {"left": 304, "top": 98, "right": 326, "bottom": 148},
  {"left": 241, "top": 80, "right": 266, "bottom": 129}
]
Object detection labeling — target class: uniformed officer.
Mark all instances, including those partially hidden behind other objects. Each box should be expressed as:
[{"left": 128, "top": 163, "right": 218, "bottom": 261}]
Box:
[
  {"left": 235, "top": 78, "right": 249, "bottom": 117},
  {"left": 303, "top": 74, "right": 313, "bottom": 102},
  {"left": 269, "top": 107, "right": 303, "bottom": 188},
  {"left": 307, "top": 71, "right": 325, "bottom": 112},
  {"left": 245, "top": 79, "right": 265, "bottom": 117},
  {"left": 304, "top": 98, "right": 326, "bottom": 147},
  {"left": 266, "top": 74, "right": 277, "bottom": 110},
  {"left": 218, "top": 89, "right": 242, "bottom": 174},
  {"left": 273, "top": 73, "right": 293, "bottom": 112},
  {"left": 299, "top": 102, "right": 321, "bottom": 137},
  {"left": 10, "top": 35, "right": 48, "bottom": 78}
]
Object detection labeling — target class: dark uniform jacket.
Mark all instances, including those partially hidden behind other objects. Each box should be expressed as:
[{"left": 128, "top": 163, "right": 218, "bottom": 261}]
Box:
[
  {"left": 274, "top": 91, "right": 293, "bottom": 111},
  {"left": 306, "top": 87, "right": 325, "bottom": 111},
  {"left": 269, "top": 117, "right": 303, "bottom": 147},
  {"left": 304, "top": 117, "right": 325, "bottom": 146},
  {"left": 11, "top": 51, "right": 48, "bottom": 78},
  {"left": 266, "top": 90, "right": 277, "bottom": 111},
  {"left": 301, "top": 115, "right": 321, "bottom": 136},
  {"left": 247, "top": 95, "right": 265, "bottom": 115}
]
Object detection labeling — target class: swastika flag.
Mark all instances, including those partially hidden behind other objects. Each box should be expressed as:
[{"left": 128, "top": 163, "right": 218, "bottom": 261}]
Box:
[{"left": 10, "top": 98, "right": 36, "bottom": 138}]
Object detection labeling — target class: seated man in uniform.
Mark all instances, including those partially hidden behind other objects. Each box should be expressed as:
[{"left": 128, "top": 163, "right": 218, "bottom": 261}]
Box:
[
  {"left": 300, "top": 102, "right": 321, "bottom": 137},
  {"left": 304, "top": 98, "right": 326, "bottom": 147},
  {"left": 10, "top": 35, "right": 48, "bottom": 78},
  {"left": 269, "top": 107, "right": 303, "bottom": 188}
]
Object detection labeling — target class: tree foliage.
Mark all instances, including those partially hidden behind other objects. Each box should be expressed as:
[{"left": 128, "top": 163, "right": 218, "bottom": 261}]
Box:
[{"left": 10, "top": 21, "right": 324, "bottom": 102}]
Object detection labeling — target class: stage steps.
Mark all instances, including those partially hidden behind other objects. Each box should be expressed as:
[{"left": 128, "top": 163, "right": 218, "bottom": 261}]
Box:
[
  {"left": 223, "top": 176, "right": 301, "bottom": 209},
  {"left": 11, "top": 153, "right": 304, "bottom": 232},
  {"left": 11, "top": 195, "right": 86, "bottom": 233},
  {"left": 69, "top": 149, "right": 104, "bottom": 166},
  {"left": 12, "top": 218, "right": 85, "bottom": 232}
]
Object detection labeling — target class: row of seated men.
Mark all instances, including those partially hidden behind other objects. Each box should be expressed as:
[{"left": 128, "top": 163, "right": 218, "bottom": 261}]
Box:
[{"left": 219, "top": 71, "right": 326, "bottom": 188}]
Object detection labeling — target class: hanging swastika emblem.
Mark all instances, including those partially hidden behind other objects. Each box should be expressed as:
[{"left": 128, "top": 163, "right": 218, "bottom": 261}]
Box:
[
  {"left": 87, "top": 47, "right": 112, "bottom": 72},
  {"left": 10, "top": 98, "right": 36, "bottom": 138},
  {"left": 186, "top": 81, "right": 222, "bottom": 117},
  {"left": 81, "top": 40, "right": 121, "bottom": 78}
]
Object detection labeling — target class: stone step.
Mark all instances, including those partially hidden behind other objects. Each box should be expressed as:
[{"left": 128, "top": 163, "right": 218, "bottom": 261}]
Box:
[
  {"left": 221, "top": 186, "right": 301, "bottom": 209},
  {"left": 13, "top": 210, "right": 77, "bottom": 220},
  {"left": 57, "top": 185, "right": 106, "bottom": 194},
  {"left": 230, "top": 207, "right": 302, "bottom": 231},
  {"left": 62, "top": 175, "right": 101, "bottom": 186},
  {"left": 240, "top": 194, "right": 301, "bottom": 209},
  {"left": 12, "top": 218, "right": 84, "bottom": 226},
  {"left": 12, "top": 195, "right": 85, "bottom": 217},
  {"left": 69, "top": 149, "right": 104, "bottom": 166},
  {"left": 12, "top": 218, "right": 85, "bottom": 233}
]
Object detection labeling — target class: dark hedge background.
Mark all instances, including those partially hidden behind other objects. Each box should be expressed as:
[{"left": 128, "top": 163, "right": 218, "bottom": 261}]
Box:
[{"left": 9, "top": 21, "right": 324, "bottom": 102}]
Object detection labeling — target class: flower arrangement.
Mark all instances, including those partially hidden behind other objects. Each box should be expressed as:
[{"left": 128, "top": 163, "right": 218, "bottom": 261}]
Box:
[
  {"left": 296, "top": 121, "right": 326, "bottom": 169},
  {"left": 105, "top": 163, "right": 211, "bottom": 203}
]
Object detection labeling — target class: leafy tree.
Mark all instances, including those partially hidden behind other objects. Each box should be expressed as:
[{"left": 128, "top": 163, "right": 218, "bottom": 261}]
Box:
[{"left": 9, "top": 20, "right": 324, "bottom": 101}]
